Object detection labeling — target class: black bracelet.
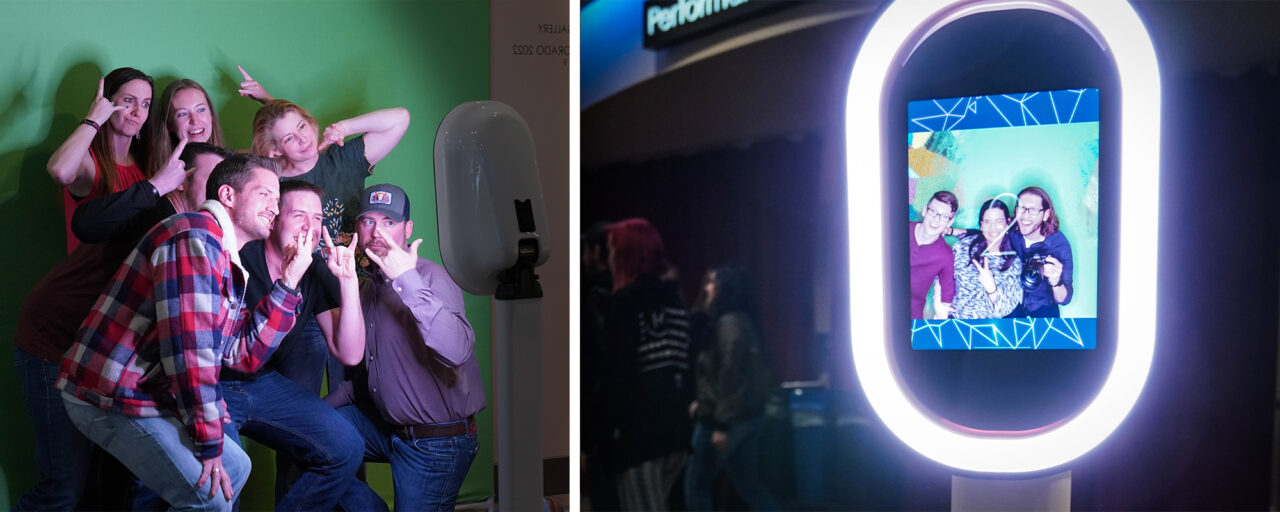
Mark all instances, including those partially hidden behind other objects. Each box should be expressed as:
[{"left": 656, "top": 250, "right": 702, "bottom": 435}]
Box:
[
  {"left": 81, "top": 118, "right": 100, "bottom": 131},
  {"left": 277, "top": 279, "right": 301, "bottom": 295}
]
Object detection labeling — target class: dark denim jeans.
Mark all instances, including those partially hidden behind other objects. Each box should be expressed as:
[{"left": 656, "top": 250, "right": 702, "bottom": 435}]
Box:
[
  {"left": 684, "top": 416, "right": 780, "bottom": 511},
  {"left": 335, "top": 405, "right": 479, "bottom": 512},
  {"left": 221, "top": 371, "right": 363, "bottom": 511},
  {"left": 264, "top": 318, "right": 328, "bottom": 503},
  {"left": 13, "top": 348, "right": 94, "bottom": 511}
]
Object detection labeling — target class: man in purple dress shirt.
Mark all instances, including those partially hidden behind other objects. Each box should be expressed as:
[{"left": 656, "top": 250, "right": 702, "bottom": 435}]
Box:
[{"left": 328, "top": 183, "right": 485, "bottom": 511}]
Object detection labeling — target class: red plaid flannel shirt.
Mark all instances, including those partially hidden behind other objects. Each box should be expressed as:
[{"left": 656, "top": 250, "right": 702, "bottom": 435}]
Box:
[{"left": 57, "top": 209, "right": 301, "bottom": 459}]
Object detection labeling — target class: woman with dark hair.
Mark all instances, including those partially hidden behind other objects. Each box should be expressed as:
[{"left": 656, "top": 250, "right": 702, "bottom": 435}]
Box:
[
  {"left": 684, "top": 266, "right": 780, "bottom": 511},
  {"left": 1009, "top": 186, "right": 1074, "bottom": 317},
  {"left": 602, "top": 218, "right": 692, "bottom": 511},
  {"left": 46, "top": 67, "right": 154, "bottom": 252},
  {"left": 952, "top": 199, "right": 1024, "bottom": 319}
]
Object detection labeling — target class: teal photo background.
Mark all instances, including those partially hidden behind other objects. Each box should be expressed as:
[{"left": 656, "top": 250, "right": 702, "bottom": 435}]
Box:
[
  {"left": 0, "top": 1, "right": 493, "bottom": 508},
  {"left": 909, "top": 122, "right": 1100, "bottom": 319}
]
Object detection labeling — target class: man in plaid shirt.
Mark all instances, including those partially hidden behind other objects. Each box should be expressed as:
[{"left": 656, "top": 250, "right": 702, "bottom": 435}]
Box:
[{"left": 57, "top": 153, "right": 315, "bottom": 511}]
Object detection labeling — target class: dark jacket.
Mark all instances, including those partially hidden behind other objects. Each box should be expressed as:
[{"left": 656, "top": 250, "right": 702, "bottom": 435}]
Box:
[
  {"left": 694, "top": 312, "right": 771, "bottom": 428},
  {"left": 604, "top": 274, "right": 692, "bottom": 471}
]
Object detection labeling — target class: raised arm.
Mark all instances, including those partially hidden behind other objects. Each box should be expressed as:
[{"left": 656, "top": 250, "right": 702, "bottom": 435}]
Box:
[
  {"left": 319, "top": 107, "right": 410, "bottom": 166},
  {"left": 316, "top": 230, "right": 366, "bottom": 365},
  {"left": 48, "top": 77, "right": 124, "bottom": 196},
  {"left": 222, "top": 225, "right": 311, "bottom": 372},
  {"left": 72, "top": 138, "right": 187, "bottom": 243}
]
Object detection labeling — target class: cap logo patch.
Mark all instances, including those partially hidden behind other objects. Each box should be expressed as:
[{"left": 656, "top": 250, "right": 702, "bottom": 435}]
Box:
[{"left": 370, "top": 191, "right": 393, "bottom": 205}]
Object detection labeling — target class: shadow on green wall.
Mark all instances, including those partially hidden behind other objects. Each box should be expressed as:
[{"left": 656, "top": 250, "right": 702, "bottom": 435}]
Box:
[{"left": 0, "top": 59, "right": 106, "bottom": 504}]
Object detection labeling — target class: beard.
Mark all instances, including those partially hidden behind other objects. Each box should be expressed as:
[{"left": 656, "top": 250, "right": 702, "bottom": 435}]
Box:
[{"left": 235, "top": 206, "right": 272, "bottom": 241}]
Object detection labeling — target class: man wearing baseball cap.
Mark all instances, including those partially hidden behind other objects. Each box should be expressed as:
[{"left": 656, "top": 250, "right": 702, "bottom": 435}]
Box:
[{"left": 327, "top": 183, "right": 486, "bottom": 511}]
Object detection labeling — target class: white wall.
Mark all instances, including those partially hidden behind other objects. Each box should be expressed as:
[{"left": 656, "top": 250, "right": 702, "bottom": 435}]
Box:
[{"left": 490, "top": 0, "right": 570, "bottom": 462}]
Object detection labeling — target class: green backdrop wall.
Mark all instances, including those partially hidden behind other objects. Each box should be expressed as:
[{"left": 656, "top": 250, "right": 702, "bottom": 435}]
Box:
[{"left": 0, "top": 1, "right": 493, "bottom": 509}]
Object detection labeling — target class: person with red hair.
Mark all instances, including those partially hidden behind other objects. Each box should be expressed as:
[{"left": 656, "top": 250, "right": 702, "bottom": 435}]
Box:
[{"left": 602, "top": 218, "right": 692, "bottom": 510}]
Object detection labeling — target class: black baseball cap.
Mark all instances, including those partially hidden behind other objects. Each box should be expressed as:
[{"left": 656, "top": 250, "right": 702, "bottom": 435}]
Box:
[{"left": 358, "top": 183, "right": 410, "bottom": 222}]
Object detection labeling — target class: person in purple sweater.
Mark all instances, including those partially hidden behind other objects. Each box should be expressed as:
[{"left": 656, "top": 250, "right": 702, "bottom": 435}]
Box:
[{"left": 910, "top": 190, "right": 959, "bottom": 319}]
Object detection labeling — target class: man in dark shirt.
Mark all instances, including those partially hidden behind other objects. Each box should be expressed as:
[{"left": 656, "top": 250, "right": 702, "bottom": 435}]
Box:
[
  {"left": 327, "top": 184, "right": 485, "bottom": 512},
  {"left": 219, "top": 180, "right": 367, "bottom": 511}
]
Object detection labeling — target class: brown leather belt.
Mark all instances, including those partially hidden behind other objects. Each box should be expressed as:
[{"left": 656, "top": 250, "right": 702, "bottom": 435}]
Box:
[{"left": 395, "top": 416, "right": 477, "bottom": 440}]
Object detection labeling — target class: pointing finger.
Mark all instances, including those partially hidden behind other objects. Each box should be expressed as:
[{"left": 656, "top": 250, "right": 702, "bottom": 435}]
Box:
[
  {"left": 408, "top": 239, "right": 422, "bottom": 256},
  {"left": 375, "top": 225, "right": 403, "bottom": 251},
  {"left": 237, "top": 65, "right": 253, "bottom": 81},
  {"left": 169, "top": 137, "right": 189, "bottom": 164},
  {"left": 96, "top": 77, "right": 104, "bottom": 98}
]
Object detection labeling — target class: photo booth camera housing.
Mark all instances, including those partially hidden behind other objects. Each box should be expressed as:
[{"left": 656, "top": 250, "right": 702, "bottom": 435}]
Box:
[{"left": 845, "top": 0, "right": 1160, "bottom": 475}]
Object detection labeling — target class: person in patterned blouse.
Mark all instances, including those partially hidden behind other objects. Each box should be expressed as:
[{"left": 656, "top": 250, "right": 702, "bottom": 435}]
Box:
[{"left": 951, "top": 198, "right": 1023, "bottom": 319}]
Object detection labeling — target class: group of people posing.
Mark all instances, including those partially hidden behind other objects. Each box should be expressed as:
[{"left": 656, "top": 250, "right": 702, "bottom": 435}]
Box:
[
  {"left": 13, "top": 66, "right": 483, "bottom": 511},
  {"left": 909, "top": 186, "right": 1076, "bottom": 320}
]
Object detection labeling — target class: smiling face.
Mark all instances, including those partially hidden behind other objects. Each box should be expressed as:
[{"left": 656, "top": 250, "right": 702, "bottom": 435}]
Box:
[
  {"left": 109, "top": 78, "right": 151, "bottom": 137},
  {"left": 268, "top": 110, "right": 319, "bottom": 163},
  {"left": 356, "top": 211, "right": 412, "bottom": 259},
  {"left": 229, "top": 167, "right": 280, "bottom": 242},
  {"left": 920, "top": 198, "right": 955, "bottom": 238},
  {"left": 170, "top": 87, "right": 213, "bottom": 143},
  {"left": 980, "top": 206, "right": 1010, "bottom": 246},
  {"left": 273, "top": 189, "right": 323, "bottom": 249},
  {"left": 1016, "top": 193, "right": 1049, "bottom": 236}
]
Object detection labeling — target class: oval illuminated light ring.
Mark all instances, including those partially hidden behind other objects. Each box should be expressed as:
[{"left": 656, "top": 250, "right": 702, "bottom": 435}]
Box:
[{"left": 846, "top": 0, "right": 1159, "bottom": 473}]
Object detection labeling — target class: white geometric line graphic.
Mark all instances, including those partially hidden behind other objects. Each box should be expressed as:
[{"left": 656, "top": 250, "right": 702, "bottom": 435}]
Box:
[{"left": 913, "top": 317, "right": 1089, "bottom": 349}]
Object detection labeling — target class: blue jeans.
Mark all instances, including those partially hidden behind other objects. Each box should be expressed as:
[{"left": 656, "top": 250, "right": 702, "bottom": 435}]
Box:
[
  {"left": 13, "top": 348, "right": 94, "bottom": 511},
  {"left": 221, "top": 371, "right": 363, "bottom": 511},
  {"left": 335, "top": 405, "right": 479, "bottom": 512},
  {"left": 62, "top": 394, "right": 250, "bottom": 512},
  {"left": 684, "top": 417, "right": 780, "bottom": 511},
  {"left": 263, "top": 318, "right": 328, "bottom": 503}
]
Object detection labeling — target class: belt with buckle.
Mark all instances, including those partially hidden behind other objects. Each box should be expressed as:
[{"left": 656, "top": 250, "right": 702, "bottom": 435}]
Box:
[{"left": 395, "top": 416, "right": 476, "bottom": 440}]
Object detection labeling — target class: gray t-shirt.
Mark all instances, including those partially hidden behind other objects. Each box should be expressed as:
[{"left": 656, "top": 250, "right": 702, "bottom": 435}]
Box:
[{"left": 288, "top": 134, "right": 372, "bottom": 246}]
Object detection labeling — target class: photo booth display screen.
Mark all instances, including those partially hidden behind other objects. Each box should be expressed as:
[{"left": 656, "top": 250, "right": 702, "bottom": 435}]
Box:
[{"left": 907, "top": 88, "right": 1099, "bottom": 350}]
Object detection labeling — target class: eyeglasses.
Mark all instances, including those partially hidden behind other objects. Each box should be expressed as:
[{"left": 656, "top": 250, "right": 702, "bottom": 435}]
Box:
[
  {"left": 1016, "top": 206, "right": 1045, "bottom": 216},
  {"left": 924, "top": 206, "right": 953, "bottom": 221}
]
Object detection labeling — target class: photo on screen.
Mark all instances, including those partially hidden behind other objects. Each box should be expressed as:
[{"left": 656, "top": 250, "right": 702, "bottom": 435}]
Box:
[{"left": 907, "top": 88, "right": 1098, "bottom": 350}]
